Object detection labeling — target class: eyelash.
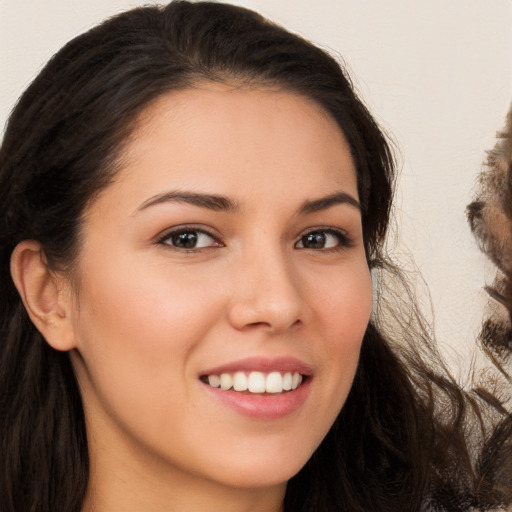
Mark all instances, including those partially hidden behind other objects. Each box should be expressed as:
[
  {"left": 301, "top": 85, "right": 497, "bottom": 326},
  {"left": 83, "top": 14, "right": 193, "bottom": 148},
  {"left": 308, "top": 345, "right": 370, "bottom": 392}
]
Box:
[
  {"left": 157, "top": 226, "right": 222, "bottom": 252},
  {"left": 157, "top": 226, "right": 353, "bottom": 252},
  {"left": 295, "top": 227, "right": 353, "bottom": 251}
]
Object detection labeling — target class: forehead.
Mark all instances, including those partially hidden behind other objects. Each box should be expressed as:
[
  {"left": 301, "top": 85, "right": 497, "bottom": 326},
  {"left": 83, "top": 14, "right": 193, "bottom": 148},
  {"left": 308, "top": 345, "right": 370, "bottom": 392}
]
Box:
[{"left": 100, "top": 85, "right": 358, "bottom": 212}]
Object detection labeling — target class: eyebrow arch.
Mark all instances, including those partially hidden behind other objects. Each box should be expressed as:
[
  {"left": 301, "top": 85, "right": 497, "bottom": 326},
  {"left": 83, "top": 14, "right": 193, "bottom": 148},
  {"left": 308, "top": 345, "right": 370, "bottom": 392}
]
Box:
[
  {"left": 135, "top": 191, "right": 239, "bottom": 214},
  {"left": 298, "top": 191, "right": 361, "bottom": 215}
]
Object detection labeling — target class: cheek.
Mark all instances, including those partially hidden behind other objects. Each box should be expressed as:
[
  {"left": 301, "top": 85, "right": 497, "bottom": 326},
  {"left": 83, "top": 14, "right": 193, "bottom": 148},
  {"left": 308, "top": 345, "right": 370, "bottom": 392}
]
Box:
[
  {"left": 69, "top": 260, "right": 238, "bottom": 475},
  {"left": 306, "top": 260, "right": 372, "bottom": 408},
  {"left": 70, "top": 257, "right": 227, "bottom": 414},
  {"left": 75, "top": 256, "right": 223, "bottom": 350},
  {"left": 309, "top": 259, "right": 372, "bottom": 345}
]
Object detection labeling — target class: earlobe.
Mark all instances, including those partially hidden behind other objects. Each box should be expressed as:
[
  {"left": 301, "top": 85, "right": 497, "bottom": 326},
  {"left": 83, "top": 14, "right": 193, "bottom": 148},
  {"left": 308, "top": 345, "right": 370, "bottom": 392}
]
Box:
[{"left": 10, "top": 240, "right": 77, "bottom": 351}]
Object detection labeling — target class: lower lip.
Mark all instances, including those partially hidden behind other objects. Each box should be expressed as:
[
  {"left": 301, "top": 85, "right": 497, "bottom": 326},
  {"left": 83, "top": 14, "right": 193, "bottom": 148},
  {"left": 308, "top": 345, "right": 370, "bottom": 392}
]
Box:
[{"left": 203, "top": 379, "right": 311, "bottom": 420}]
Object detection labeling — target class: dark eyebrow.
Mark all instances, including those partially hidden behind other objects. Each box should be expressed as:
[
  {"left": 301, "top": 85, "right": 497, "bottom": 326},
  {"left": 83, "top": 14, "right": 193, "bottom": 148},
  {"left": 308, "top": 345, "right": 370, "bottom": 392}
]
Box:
[
  {"left": 135, "top": 191, "right": 239, "bottom": 213},
  {"left": 298, "top": 192, "right": 361, "bottom": 215}
]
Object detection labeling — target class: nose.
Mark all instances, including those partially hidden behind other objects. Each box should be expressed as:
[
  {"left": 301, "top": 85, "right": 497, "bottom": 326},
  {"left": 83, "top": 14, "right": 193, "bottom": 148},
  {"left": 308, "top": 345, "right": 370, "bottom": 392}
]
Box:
[{"left": 226, "top": 248, "right": 304, "bottom": 333}]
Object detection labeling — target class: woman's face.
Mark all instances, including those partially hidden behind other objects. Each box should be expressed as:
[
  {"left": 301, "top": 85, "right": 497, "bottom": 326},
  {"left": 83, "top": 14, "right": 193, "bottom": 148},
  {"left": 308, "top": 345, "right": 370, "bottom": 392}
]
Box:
[{"left": 67, "top": 86, "right": 372, "bottom": 497}]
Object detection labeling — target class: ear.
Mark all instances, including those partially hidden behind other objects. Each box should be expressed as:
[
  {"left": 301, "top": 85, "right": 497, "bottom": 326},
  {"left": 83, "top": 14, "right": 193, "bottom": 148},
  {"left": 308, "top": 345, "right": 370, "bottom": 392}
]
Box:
[{"left": 10, "top": 240, "right": 77, "bottom": 351}]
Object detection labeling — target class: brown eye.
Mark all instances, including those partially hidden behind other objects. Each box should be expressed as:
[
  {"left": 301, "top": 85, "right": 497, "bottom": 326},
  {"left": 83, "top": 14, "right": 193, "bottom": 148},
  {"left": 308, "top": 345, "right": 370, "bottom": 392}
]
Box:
[
  {"left": 295, "top": 229, "right": 352, "bottom": 250},
  {"left": 160, "top": 229, "right": 219, "bottom": 250},
  {"left": 171, "top": 231, "right": 199, "bottom": 248},
  {"left": 301, "top": 231, "right": 327, "bottom": 249}
]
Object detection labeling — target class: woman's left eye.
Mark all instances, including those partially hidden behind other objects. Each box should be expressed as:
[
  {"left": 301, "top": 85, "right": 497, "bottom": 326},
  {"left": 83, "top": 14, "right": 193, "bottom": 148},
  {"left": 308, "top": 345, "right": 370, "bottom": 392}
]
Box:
[
  {"left": 159, "top": 229, "right": 220, "bottom": 250},
  {"left": 295, "top": 229, "right": 351, "bottom": 250}
]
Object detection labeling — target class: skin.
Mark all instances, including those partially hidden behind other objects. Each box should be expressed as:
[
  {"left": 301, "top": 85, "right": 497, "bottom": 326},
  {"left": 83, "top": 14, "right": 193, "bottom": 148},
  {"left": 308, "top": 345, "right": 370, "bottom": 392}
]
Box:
[{"left": 12, "top": 86, "right": 372, "bottom": 512}]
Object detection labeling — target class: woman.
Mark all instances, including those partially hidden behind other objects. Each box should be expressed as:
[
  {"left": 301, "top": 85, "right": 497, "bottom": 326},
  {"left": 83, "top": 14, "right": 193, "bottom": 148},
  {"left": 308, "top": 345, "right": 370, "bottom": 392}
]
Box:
[{"left": 0, "top": 1, "right": 509, "bottom": 511}]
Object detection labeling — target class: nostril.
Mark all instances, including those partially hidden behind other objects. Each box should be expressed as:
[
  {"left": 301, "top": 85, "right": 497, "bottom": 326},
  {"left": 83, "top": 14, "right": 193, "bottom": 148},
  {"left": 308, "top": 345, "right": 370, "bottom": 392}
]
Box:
[
  {"left": 243, "top": 320, "right": 276, "bottom": 332},
  {"left": 244, "top": 318, "right": 301, "bottom": 332}
]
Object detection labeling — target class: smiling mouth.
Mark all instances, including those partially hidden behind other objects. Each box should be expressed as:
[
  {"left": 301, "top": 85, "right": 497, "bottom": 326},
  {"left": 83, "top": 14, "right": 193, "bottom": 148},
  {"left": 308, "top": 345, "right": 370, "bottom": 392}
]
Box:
[{"left": 200, "top": 371, "right": 304, "bottom": 394}]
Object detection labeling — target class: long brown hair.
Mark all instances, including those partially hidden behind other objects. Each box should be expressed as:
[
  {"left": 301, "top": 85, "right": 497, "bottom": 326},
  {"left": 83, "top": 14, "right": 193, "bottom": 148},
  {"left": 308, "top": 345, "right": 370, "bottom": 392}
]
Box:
[{"left": 0, "top": 2, "right": 510, "bottom": 511}]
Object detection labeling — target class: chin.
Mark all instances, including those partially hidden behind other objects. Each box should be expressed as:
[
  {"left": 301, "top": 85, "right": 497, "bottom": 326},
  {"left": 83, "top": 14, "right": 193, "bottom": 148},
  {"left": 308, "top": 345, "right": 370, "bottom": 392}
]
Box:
[
  {"left": 195, "top": 440, "right": 316, "bottom": 490},
  {"left": 209, "top": 461, "right": 305, "bottom": 490}
]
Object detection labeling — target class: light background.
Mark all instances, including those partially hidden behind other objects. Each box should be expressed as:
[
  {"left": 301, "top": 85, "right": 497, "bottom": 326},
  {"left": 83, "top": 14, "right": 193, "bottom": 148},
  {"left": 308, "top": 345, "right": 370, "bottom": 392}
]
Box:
[{"left": 1, "top": 0, "right": 511, "bottom": 379}]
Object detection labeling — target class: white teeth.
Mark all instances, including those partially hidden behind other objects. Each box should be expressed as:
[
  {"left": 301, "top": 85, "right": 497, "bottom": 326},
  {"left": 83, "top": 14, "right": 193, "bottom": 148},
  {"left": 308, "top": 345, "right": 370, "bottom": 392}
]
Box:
[
  {"left": 291, "top": 372, "right": 302, "bottom": 390},
  {"left": 232, "top": 371, "right": 248, "bottom": 391},
  {"left": 208, "top": 375, "right": 220, "bottom": 388},
  {"left": 220, "top": 373, "right": 232, "bottom": 391},
  {"left": 282, "top": 372, "right": 292, "bottom": 391},
  {"left": 265, "top": 372, "right": 283, "bottom": 393},
  {"left": 248, "top": 371, "right": 266, "bottom": 393},
  {"left": 205, "top": 371, "right": 304, "bottom": 394}
]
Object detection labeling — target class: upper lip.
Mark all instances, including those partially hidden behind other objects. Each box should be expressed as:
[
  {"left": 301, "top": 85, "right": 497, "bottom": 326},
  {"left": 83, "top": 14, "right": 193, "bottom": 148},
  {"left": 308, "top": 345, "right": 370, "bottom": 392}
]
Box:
[{"left": 200, "top": 356, "right": 313, "bottom": 377}]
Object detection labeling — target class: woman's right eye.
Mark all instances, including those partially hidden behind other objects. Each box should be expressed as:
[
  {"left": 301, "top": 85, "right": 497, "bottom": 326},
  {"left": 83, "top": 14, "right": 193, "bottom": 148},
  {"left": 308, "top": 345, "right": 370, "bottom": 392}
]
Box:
[{"left": 158, "top": 229, "right": 220, "bottom": 250}]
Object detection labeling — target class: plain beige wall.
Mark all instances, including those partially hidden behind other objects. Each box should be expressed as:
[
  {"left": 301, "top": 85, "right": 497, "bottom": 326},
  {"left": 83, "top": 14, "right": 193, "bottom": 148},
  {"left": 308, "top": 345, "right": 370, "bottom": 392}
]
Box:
[{"left": 1, "top": 0, "right": 512, "bottom": 376}]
